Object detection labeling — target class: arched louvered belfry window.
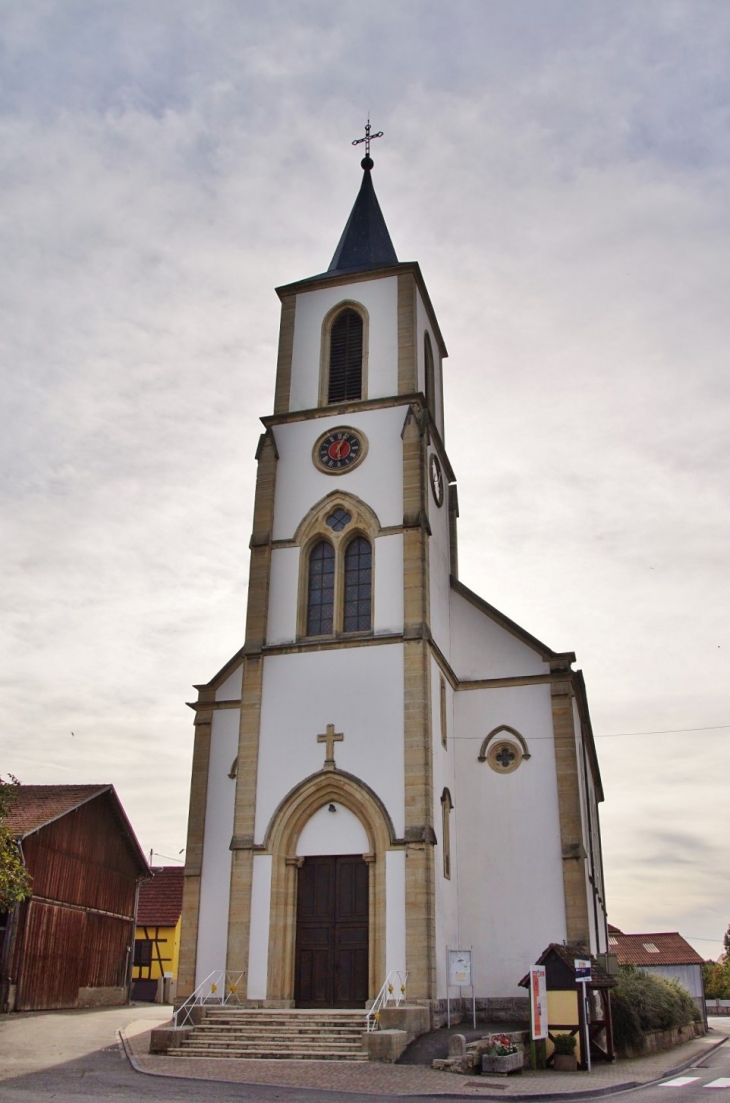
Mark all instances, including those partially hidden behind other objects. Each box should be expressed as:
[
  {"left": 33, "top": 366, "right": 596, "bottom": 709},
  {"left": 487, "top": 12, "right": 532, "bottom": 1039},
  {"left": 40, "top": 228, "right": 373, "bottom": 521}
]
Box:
[
  {"left": 328, "top": 308, "right": 363, "bottom": 403},
  {"left": 343, "top": 536, "right": 372, "bottom": 632},
  {"left": 306, "top": 540, "right": 335, "bottom": 635}
]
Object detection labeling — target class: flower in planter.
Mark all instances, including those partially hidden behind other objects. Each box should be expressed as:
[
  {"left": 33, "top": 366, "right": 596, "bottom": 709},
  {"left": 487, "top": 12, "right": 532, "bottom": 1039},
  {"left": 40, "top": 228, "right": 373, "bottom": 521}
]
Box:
[{"left": 486, "top": 1033, "right": 519, "bottom": 1056}]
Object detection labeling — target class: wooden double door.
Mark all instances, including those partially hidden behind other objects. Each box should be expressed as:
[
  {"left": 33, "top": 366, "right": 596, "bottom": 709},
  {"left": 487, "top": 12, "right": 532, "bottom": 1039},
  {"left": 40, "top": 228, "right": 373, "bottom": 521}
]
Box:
[{"left": 294, "top": 855, "right": 369, "bottom": 1008}]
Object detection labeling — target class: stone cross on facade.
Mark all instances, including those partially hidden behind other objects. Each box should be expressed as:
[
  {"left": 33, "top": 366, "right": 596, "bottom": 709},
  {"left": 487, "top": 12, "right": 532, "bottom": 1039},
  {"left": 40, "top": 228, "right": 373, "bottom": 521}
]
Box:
[{"left": 317, "top": 724, "right": 344, "bottom": 770}]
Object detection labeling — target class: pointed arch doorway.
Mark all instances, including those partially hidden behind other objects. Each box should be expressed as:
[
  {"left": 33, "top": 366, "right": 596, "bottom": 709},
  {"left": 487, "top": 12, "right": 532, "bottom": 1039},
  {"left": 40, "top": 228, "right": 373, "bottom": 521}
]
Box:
[{"left": 264, "top": 771, "right": 396, "bottom": 1008}]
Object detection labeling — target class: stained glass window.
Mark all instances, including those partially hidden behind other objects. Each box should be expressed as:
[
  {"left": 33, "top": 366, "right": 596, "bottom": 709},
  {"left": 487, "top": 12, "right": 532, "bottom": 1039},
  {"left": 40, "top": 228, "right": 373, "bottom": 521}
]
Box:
[
  {"left": 343, "top": 537, "right": 372, "bottom": 632},
  {"left": 307, "top": 541, "right": 335, "bottom": 635},
  {"left": 326, "top": 508, "right": 351, "bottom": 531}
]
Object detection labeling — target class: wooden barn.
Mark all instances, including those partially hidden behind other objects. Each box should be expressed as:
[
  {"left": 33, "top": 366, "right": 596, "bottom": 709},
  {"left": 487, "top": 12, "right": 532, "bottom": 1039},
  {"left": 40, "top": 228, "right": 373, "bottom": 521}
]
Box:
[{"left": 0, "top": 784, "right": 149, "bottom": 1012}]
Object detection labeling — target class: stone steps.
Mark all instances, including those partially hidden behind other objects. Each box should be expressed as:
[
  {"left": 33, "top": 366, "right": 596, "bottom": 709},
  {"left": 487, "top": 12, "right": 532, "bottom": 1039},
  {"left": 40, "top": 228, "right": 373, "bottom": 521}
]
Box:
[{"left": 169, "top": 1007, "right": 370, "bottom": 1061}]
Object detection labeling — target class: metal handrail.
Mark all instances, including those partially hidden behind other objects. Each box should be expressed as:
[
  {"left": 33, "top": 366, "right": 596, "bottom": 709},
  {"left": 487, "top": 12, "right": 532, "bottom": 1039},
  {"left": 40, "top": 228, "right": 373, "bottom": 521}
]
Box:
[
  {"left": 174, "top": 970, "right": 246, "bottom": 1027},
  {"left": 365, "top": 970, "right": 408, "bottom": 1032}
]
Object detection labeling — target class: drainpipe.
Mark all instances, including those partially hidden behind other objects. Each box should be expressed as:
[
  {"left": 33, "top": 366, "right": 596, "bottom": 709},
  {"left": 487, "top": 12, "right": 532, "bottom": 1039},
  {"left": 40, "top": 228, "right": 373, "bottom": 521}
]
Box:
[{"left": 126, "top": 876, "right": 144, "bottom": 1003}]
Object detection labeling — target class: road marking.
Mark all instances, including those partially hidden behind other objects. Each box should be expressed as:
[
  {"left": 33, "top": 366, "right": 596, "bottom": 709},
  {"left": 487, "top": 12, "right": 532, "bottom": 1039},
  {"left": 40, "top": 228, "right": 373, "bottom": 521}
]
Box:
[
  {"left": 705, "top": 1079, "right": 730, "bottom": 1088},
  {"left": 662, "top": 1076, "right": 701, "bottom": 1087}
]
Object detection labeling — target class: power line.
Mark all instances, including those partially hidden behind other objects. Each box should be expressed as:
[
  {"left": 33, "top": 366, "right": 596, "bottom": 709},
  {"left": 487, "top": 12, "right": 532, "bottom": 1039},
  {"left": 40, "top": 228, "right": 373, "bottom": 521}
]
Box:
[
  {"left": 452, "top": 725, "right": 729, "bottom": 741},
  {"left": 597, "top": 725, "right": 730, "bottom": 738}
]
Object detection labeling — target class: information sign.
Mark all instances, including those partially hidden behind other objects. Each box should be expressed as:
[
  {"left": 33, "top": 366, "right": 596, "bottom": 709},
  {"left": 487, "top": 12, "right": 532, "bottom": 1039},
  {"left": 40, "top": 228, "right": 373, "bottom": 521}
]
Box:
[
  {"left": 574, "top": 958, "right": 592, "bottom": 982},
  {"left": 448, "top": 950, "right": 472, "bottom": 987},
  {"left": 529, "top": 966, "right": 548, "bottom": 1040}
]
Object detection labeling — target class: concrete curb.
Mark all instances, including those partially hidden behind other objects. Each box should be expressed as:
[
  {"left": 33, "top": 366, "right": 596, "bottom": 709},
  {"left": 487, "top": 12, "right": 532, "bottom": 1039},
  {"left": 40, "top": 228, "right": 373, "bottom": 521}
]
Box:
[
  {"left": 422, "top": 1033, "right": 729, "bottom": 1102},
  {"left": 117, "top": 1026, "right": 728, "bottom": 1100}
]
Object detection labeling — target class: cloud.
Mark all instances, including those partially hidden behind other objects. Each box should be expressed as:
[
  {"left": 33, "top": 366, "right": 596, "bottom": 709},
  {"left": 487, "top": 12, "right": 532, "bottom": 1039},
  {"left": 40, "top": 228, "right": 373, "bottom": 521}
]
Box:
[{"left": 1, "top": 1, "right": 728, "bottom": 960}]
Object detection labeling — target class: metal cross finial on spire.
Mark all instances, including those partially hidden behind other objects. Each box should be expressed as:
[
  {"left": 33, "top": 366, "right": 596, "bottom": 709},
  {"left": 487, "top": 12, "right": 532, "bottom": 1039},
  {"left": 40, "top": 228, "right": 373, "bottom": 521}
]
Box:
[{"left": 352, "top": 118, "right": 383, "bottom": 167}]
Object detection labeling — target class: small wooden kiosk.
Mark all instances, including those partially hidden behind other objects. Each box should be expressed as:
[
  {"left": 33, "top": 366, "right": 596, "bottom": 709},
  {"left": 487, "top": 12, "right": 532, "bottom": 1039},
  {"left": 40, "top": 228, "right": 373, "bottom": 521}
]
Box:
[{"left": 520, "top": 943, "right": 616, "bottom": 1069}]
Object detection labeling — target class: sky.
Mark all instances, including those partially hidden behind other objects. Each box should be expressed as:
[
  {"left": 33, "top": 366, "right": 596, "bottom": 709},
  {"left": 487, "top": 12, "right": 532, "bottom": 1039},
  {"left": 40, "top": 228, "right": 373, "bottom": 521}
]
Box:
[{"left": 2, "top": 1, "right": 728, "bottom": 962}]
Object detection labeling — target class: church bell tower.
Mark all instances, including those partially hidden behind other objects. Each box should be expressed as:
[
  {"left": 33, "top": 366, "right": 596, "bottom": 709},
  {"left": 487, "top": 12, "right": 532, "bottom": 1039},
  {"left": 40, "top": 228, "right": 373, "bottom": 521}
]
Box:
[{"left": 178, "top": 133, "right": 608, "bottom": 1015}]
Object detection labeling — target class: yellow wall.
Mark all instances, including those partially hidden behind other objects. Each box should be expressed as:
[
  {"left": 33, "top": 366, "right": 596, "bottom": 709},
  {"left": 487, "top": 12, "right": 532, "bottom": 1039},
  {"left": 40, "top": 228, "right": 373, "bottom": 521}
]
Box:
[
  {"left": 547, "top": 989, "right": 581, "bottom": 1062},
  {"left": 133, "top": 920, "right": 182, "bottom": 981}
]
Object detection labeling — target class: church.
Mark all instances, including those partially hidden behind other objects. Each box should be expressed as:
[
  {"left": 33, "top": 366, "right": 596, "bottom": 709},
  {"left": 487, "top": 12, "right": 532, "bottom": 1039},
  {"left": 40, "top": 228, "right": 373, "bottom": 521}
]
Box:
[{"left": 177, "top": 139, "right": 609, "bottom": 1016}]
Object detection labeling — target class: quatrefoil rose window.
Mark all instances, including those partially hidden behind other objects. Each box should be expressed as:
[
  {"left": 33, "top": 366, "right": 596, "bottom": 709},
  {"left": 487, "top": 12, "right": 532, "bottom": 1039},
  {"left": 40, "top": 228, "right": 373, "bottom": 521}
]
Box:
[{"left": 478, "top": 725, "right": 531, "bottom": 775}]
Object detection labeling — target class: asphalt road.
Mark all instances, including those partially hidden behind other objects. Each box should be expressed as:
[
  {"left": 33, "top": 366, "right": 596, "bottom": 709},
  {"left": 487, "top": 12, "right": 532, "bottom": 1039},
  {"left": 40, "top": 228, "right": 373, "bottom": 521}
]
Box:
[
  {"left": 2, "top": 1003, "right": 437, "bottom": 1103},
  {"left": 613, "top": 1036, "right": 730, "bottom": 1103}
]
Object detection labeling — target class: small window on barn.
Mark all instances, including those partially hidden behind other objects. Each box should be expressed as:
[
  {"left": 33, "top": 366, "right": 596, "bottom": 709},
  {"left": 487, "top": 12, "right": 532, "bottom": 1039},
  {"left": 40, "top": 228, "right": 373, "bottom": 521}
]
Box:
[
  {"left": 328, "top": 308, "right": 363, "bottom": 404},
  {"left": 134, "top": 939, "right": 153, "bottom": 967},
  {"left": 643, "top": 942, "right": 660, "bottom": 953}
]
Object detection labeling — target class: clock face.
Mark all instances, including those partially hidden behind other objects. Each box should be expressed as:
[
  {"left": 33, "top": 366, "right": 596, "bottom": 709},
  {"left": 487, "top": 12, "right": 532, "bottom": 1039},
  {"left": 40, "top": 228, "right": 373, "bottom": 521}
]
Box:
[
  {"left": 313, "top": 427, "right": 367, "bottom": 474},
  {"left": 429, "top": 453, "right": 444, "bottom": 507}
]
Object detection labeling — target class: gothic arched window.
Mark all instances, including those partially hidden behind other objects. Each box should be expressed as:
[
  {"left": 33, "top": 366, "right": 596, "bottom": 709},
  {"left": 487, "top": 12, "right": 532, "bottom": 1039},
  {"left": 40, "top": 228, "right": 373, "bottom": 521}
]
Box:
[
  {"left": 328, "top": 308, "right": 363, "bottom": 404},
  {"left": 441, "top": 788, "right": 453, "bottom": 879},
  {"left": 298, "top": 495, "right": 378, "bottom": 640},
  {"left": 424, "top": 331, "right": 436, "bottom": 418},
  {"left": 343, "top": 537, "right": 372, "bottom": 632},
  {"left": 306, "top": 540, "right": 335, "bottom": 636}
]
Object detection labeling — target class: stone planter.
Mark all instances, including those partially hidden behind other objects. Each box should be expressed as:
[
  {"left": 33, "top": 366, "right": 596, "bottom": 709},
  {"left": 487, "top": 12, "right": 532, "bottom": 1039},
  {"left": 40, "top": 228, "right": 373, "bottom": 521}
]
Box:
[
  {"left": 553, "top": 1053, "right": 577, "bottom": 1071},
  {"left": 482, "top": 1050, "right": 523, "bottom": 1075}
]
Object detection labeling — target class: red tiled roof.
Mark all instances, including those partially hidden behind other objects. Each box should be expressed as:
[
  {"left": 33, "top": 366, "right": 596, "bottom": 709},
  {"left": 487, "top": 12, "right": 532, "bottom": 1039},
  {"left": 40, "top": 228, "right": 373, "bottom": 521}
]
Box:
[
  {"left": 2, "top": 784, "right": 150, "bottom": 875},
  {"left": 609, "top": 931, "right": 704, "bottom": 967},
  {"left": 136, "top": 866, "right": 184, "bottom": 926},
  {"left": 3, "top": 784, "right": 112, "bottom": 837}
]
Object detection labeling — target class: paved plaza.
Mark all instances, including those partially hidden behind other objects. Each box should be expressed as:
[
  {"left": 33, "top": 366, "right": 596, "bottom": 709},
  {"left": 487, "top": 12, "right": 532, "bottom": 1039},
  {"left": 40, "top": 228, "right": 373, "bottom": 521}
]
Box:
[{"left": 1, "top": 1004, "right": 728, "bottom": 1100}]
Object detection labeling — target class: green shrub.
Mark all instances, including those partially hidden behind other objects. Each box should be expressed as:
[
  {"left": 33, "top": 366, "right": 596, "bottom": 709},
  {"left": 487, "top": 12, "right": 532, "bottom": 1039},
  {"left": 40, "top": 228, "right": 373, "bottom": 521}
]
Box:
[
  {"left": 611, "top": 967, "right": 697, "bottom": 1054},
  {"left": 611, "top": 987, "right": 646, "bottom": 1054},
  {"left": 552, "top": 1032, "right": 577, "bottom": 1055}
]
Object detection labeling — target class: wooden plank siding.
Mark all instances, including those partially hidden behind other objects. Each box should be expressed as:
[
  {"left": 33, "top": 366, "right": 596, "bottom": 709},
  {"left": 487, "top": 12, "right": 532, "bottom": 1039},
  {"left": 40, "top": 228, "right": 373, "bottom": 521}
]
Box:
[
  {"left": 9, "top": 792, "right": 143, "bottom": 1011},
  {"left": 21, "top": 797, "right": 140, "bottom": 916}
]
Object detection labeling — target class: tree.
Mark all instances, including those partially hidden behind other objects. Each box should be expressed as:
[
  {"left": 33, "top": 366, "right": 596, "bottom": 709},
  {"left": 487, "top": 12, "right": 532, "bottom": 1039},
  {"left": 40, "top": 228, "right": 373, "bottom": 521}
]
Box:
[
  {"left": 703, "top": 960, "right": 730, "bottom": 1000},
  {"left": 0, "top": 776, "right": 32, "bottom": 912},
  {"left": 724, "top": 924, "right": 730, "bottom": 960}
]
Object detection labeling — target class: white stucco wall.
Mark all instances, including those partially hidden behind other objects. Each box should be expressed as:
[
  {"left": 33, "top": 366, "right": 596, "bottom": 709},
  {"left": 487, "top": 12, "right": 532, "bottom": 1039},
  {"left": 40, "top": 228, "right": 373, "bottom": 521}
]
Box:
[
  {"left": 385, "top": 850, "right": 407, "bottom": 977},
  {"left": 254, "top": 644, "right": 405, "bottom": 842},
  {"left": 431, "top": 657, "right": 459, "bottom": 997},
  {"left": 288, "top": 277, "right": 398, "bottom": 411},
  {"left": 267, "top": 546, "right": 299, "bottom": 644},
  {"left": 270, "top": 406, "right": 406, "bottom": 541},
  {"left": 416, "top": 292, "right": 444, "bottom": 438},
  {"left": 215, "top": 664, "right": 242, "bottom": 701},
  {"left": 374, "top": 533, "right": 404, "bottom": 634},
  {"left": 450, "top": 588, "right": 549, "bottom": 680},
  {"left": 195, "top": 707, "right": 239, "bottom": 985},
  {"left": 427, "top": 447, "right": 453, "bottom": 659},
  {"left": 454, "top": 682, "right": 566, "bottom": 995},
  {"left": 571, "top": 697, "right": 607, "bottom": 955},
  {"left": 296, "top": 804, "right": 370, "bottom": 855},
  {"left": 247, "top": 854, "right": 272, "bottom": 999}
]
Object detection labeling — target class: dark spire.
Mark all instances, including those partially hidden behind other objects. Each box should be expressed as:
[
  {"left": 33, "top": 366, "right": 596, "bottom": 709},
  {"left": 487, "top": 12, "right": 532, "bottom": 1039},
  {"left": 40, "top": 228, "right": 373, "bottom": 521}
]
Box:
[{"left": 327, "top": 157, "right": 398, "bottom": 275}]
